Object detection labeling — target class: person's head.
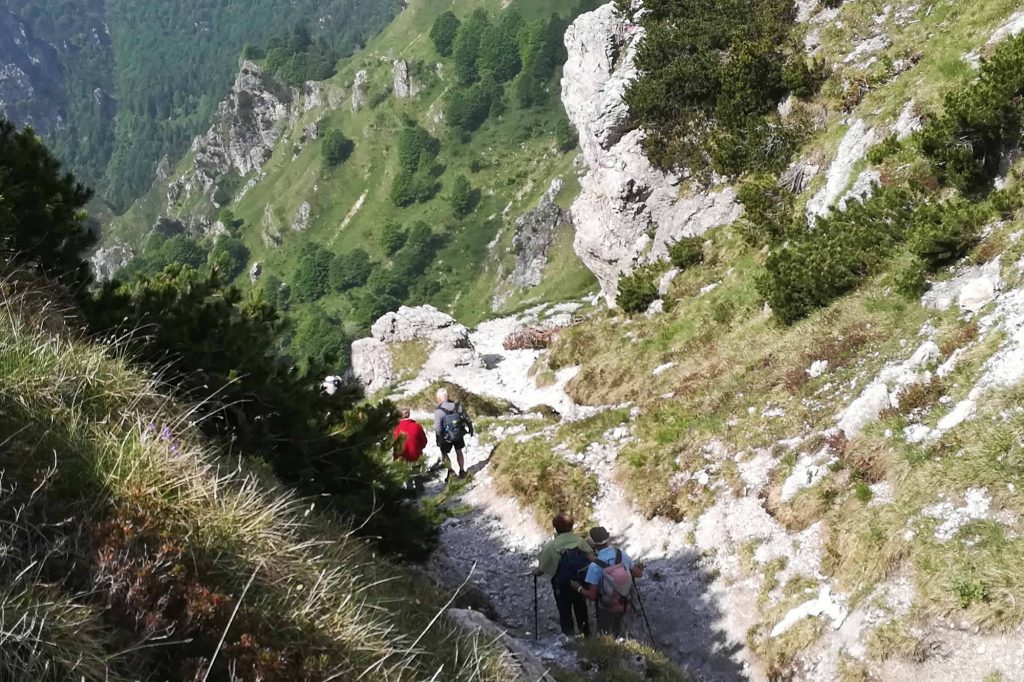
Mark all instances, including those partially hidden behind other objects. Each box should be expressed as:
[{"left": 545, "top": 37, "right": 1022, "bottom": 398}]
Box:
[
  {"left": 399, "top": 407, "right": 411, "bottom": 419},
  {"left": 587, "top": 526, "right": 611, "bottom": 549},
  {"left": 436, "top": 387, "right": 449, "bottom": 404},
  {"left": 552, "top": 513, "right": 574, "bottom": 534}
]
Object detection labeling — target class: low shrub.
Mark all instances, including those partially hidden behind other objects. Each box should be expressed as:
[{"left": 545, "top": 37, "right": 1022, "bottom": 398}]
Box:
[
  {"left": 919, "top": 32, "right": 1024, "bottom": 195},
  {"left": 759, "top": 186, "right": 915, "bottom": 324},
  {"left": 667, "top": 236, "right": 704, "bottom": 270},
  {"left": 737, "top": 173, "right": 795, "bottom": 247},
  {"left": 616, "top": 264, "right": 663, "bottom": 313}
]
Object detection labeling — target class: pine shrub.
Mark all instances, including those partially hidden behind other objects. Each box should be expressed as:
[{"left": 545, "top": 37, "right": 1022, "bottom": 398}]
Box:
[
  {"left": 919, "top": 32, "right": 1024, "bottom": 195},
  {"left": 759, "top": 186, "right": 916, "bottom": 324},
  {"left": 737, "top": 173, "right": 795, "bottom": 246},
  {"left": 907, "top": 200, "right": 984, "bottom": 268},
  {"left": 667, "top": 237, "right": 704, "bottom": 270},
  {"left": 616, "top": 264, "right": 662, "bottom": 313}
]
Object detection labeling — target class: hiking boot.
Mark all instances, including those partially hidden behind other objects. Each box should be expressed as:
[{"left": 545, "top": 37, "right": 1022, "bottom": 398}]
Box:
[
  {"left": 457, "top": 469, "right": 467, "bottom": 479},
  {"left": 444, "top": 469, "right": 454, "bottom": 483}
]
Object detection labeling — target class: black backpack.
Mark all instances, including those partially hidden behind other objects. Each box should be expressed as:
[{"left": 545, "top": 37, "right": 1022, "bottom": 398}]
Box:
[
  {"left": 553, "top": 547, "right": 591, "bottom": 588},
  {"left": 440, "top": 404, "right": 467, "bottom": 443}
]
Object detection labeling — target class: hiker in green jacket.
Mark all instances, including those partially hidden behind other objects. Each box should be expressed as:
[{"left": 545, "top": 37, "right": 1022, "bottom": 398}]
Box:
[{"left": 532, "top": 513, "right": 594, "bottom": 637}]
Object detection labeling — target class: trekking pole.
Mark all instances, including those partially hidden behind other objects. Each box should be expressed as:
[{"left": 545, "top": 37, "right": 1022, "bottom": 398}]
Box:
[
  {"left": 631, "top": 573, "right": 657, "bottom": 650},
  {"left": 533, "top": 574, "right": 539, "bottom": 641}
]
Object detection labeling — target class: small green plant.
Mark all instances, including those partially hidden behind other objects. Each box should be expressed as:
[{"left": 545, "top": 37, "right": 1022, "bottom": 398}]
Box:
[
  {"left": 867, "top": 133, "right": 902, "bottom": 165},
  {"left": 952, "top": 573, "right": 990, "bottom": 608},
  {"left": 616, "top": 264, "right": 661, "bottom": 313},
  {"left": 667, "top": 236, "right": 705, "bottom": 270},
  {"left": 854, "top": 482, "right": 873, "bottom": 503}
]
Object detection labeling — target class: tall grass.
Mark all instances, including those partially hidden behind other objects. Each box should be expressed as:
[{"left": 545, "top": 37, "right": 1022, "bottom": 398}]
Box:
[{"left": 0, "top": 277, "right": 519, "bottom": 681}]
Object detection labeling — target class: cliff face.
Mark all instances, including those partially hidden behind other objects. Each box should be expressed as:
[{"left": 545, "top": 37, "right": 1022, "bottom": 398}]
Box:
[
  {"left": 0, "top": 9, "right": 66, "bottom": 134},
  {"left": 560, "top": 4, "right": 741, "bottom": 304},
  {"left": 167, "top": 61, "right": 295, "bottom": 210}
]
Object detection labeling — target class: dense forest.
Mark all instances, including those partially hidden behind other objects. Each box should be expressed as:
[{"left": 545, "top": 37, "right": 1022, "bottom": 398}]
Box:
[{"left": 1, "top": 0, "right": 400, "bottom": 209}]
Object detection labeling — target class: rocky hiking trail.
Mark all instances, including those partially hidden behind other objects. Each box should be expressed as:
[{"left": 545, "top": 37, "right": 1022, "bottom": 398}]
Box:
[{"left": 373, "top": 302, "right": 757, "bottom": 681}]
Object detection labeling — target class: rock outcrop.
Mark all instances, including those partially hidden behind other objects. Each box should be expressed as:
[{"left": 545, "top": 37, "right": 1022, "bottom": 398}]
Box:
[
  {"left": 805, "top": 119, "right": 877, "bottom": 222},
  {"left": 291, "top": 202, "right": 311, "bottom": 231},
  {"left": 509, "top": 178, "right": 570, "bottom": 290},
  {"left": 352, "top": 306, "right": 477, "bottom": 393},
  {"left": 351, "top": 69, "right": 368, "bottom": 111},
  {"left": 168, "top": 61, "right": 292, "bottom": 207},
  {"left": 561, "top": 3, "right": 741, "bottom": 303},
  {"left": 445, "top": 609, "right": 555, "bottom": 682},
  {"left": 89, "top": 244, "right": 134, "bottom": 282},
  {"left": 392, "top": 59, "right": 420, "bottom": 99}
]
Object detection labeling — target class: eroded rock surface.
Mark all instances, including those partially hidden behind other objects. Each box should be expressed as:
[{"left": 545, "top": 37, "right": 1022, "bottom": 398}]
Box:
[
  {"left": 561, "top": 3, "right": 740, "bottom": 304},
  {"left": 168, "top": 61, "right": 292, "bottom": 208},
  {"left": 509, "top": 178, "right": 571, "bottom": 290},
  {"left": 392, "top": 59, "right": 420, "bottom": 98}
]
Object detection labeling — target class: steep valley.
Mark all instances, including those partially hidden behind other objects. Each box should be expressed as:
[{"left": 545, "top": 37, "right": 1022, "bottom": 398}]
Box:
[{"left": 5, "top": 0, "right": 1024, "bottom": 679}]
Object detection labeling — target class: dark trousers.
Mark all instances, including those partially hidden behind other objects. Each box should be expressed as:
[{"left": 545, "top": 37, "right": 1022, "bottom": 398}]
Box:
[{"left": 552, "top": 581, "right": 590, "bottom": 637}]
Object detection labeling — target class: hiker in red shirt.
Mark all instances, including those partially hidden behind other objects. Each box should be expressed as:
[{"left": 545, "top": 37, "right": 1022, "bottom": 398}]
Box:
[{"left": 393, "top": 408, "right": 428, "bottom": 463}]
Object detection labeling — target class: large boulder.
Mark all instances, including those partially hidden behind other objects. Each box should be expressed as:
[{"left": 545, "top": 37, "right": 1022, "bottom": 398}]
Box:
[
  {"left": 89, "top": 244, "right": 134, "bottom": 282},
  {"left": 352, "top": 306, "right": 478, "bottom": 392},
  {"left": 392, "top": 59, "right": 420, "bottom": 99},
  {"left": 371, "top": 305, "right": 471, "bottom": 347},
  {"left": 561, "top": 3, "right": 740, "bottom": 304},
  {"left": 351, "top": 69, "right": 369, "bottom": 111}
]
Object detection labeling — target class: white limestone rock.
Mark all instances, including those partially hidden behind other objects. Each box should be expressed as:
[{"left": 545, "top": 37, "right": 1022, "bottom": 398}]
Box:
[
  {"left": 921, "top": 259, "right": 1002, "bottom": 312},
  {"left": 806, "top": 120, "right": 878, "bottom": 222},
  {"left": 168, "top": 61, "right": 292, "bottom": 208},
  {"left": 837, "top": 384, "right": 891, "bottom": 438},
  {"left": 561, "top": 3, "right": 740, "bottom": 304},
  {"left": 894, "top": 100, "right": 923, "bottom": 140},
  {"left": 392, "top": 59, "right": 420, "bottom": 99},
  {"left": 770, "top": 586, "right": 848, "bottom": 638},
  {"left": 351, "top": 69, "right": 368, "bottom": 111},
  {"left": 352, "top": 306, "right": 478, "bottom": 393},
  {"left": 89, "top": 244, "right": 134, "bottom": 282},
  {"left": 291, "top": 201, "right": 311, "bottom": 232},
  {"left": 351, "top": 338, "right": 395, "bottom": 393}
]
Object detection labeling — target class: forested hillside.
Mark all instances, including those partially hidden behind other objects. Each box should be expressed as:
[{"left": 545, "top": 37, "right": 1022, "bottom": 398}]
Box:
[
  {"left": 103, "top": 0, "right": 600, "bottom": 371},
  {"left": 0, "top": 0, "right": 399, "bottom": 208}
]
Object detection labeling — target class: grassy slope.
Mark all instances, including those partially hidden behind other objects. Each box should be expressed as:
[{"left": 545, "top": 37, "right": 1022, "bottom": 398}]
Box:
[
  {"left": 105, "top": 0, "right": 597, "bottom": 329},
  {"left": 488, "top": 0, "right": 1024, "bottom": 673},
  {"left": 0, "top": 275, "right": 525, "bottom": 680}
]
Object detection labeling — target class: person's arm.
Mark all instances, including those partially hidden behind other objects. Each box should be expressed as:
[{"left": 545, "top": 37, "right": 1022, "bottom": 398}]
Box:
[
  {"left": 416, "top": 424, "right": 428, "bottom": 451},
  {"left": 571, "top": 563, "right": 601, "bottom": 600},
  {"left": 534, "top": 542, "right": 556, "bottom": 577},
  {"left": 622, "top": 551, "right": 644, "bottom": 578},
  {"left": 572, "top": 581, "right": 598, "bottom": 601},
  {"left": 433, "top": 409, "right": 444, "bottom": 443}
]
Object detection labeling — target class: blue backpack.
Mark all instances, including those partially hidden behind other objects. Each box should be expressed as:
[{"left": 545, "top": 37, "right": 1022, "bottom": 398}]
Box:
[{"left": 440, "top": 404, "right": 467, "bottom": 443}]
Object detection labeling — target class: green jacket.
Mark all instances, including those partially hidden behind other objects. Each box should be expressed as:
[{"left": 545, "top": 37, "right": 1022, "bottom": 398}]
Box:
[{"left": 537, "top": 532, "right": 591, "bottom": 578}]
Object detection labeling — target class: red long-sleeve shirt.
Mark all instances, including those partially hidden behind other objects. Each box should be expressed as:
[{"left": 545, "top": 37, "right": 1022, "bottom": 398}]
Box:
[{"left": 393, "top": 418, "right": 428, "bottom": 462}]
